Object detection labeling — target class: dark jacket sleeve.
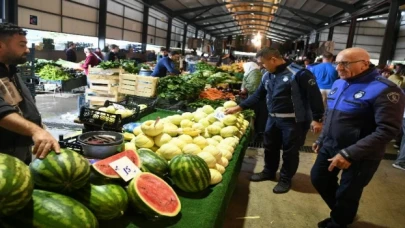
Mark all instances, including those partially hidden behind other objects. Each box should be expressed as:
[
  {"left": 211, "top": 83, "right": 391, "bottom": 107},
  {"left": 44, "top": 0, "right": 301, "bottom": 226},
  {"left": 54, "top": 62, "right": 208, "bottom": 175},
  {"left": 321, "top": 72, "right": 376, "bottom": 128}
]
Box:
[
  {"left": 240, "top": 74, "right": 267, "bottom": 109},
  {"left": 341, "top": 86, "right": 405, "bottom": 161},
  {"left": 296, "top": 70, "right": 325, "bottom": 121},
  {"left": 164, "top": 59, "right": 180, "bottom": 74},
  {"left": 0, "top": 97, "right": 18, "bottom": 120}
]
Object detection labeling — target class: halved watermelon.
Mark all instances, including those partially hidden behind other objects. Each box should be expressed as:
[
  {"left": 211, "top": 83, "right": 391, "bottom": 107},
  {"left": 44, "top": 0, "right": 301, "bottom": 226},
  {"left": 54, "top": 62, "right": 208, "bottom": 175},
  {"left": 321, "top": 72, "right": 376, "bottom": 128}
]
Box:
[
  {"left": 127, "top": 172, "right": 181, "bottom": 218},
  {"left": 92, "top": 150, "right": 141, "bottom": 179}
]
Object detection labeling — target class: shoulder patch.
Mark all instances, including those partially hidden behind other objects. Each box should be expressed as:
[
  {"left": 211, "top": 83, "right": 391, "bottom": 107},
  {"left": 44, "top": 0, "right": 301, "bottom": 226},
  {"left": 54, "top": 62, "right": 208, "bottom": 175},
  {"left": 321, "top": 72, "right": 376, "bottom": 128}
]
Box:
[
  {"left": 376, "top": 76, "right": 397, "bottom": 87},
  {"left": 387, "top": 92, "right": 401, "bottom": 104}
]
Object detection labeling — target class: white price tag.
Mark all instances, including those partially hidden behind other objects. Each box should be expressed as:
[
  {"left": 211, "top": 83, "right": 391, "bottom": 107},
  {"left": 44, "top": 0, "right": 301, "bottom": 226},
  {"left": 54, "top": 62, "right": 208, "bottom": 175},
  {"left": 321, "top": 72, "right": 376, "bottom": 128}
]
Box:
[
  {"left": 109, "top": 156, "right": 142, "bottom": 182},
  {"left": 214, "top": 111, "right": 226, "bottom": 121},
  {"left": 113, "top": 103, "right": 126, "bottom": 110}
]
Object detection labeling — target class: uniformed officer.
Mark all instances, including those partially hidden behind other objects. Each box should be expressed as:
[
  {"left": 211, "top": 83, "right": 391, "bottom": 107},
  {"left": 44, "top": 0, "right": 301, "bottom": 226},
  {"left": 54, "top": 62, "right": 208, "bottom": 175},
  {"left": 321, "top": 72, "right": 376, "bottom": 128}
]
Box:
[
  {"left": 311, "top": 48, "right": 405, "bottom": 228},
  {"left": 225, "top": 47, "right": 324, "bottom": 194}
]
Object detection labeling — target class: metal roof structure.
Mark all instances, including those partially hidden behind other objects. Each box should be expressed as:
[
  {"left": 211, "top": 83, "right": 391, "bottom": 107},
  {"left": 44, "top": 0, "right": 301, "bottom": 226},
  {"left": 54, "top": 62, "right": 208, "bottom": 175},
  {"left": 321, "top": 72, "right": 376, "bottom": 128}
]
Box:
[{"left": 144, "top": 0, "right": 391, "bottom": 42}]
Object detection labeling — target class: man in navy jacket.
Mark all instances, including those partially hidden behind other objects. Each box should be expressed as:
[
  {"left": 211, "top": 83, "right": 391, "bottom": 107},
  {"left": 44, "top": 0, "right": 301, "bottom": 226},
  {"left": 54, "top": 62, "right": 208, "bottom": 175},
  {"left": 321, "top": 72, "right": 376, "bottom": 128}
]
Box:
[
  {"left": 226, "top": 48, "right": 324, "bottom": 193},
  {"left": 311, "top": 48, "right": 405, "bottom": 228},
  {"left": 151, "top": 51, "right": 180, "bottom": 77}
]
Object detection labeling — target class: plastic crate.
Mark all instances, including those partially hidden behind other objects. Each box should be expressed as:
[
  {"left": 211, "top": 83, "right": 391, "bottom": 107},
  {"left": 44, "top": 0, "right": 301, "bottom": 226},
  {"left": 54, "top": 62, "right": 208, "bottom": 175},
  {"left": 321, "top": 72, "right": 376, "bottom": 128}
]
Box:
[
  {"left": 58, "top": 135, "right": 83, "bottom": 154},
  {"left": 120, "top": 95, "right": 158, "bottom": 120},
  {"left": 79, "top": 101, "right": 141, "bottom": 131}
]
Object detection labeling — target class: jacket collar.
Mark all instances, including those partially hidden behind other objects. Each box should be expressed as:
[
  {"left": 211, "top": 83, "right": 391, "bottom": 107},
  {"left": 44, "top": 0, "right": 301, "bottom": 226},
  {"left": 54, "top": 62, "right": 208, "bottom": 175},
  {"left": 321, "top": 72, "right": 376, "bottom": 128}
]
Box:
[
  {"left": 273, "top": 61, "right": 291, "bottom": 75},
  {"left": 0, "top": 63, "right": 17, "bottom": 78},
  {"left": 345, "top": 67, "right": 378, "bottom": 83}
]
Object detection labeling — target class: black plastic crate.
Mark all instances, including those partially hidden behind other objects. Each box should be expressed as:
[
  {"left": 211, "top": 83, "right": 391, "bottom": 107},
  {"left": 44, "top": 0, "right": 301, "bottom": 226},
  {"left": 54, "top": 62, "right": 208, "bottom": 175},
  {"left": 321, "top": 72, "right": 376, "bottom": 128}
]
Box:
[
  {"left": 120, "top": 95, "right": 157, "bottom": 120},
  {"left": 58, "top": 135, "right": 83, "bottom": 154},
  {"left": 79, "top": 101, "right": 141, "bottom": 131}
]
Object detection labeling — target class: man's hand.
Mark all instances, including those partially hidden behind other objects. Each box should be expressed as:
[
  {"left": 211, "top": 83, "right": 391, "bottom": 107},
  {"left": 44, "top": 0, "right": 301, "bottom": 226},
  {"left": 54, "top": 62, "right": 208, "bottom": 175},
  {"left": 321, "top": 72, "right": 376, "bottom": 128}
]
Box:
[
  {"left": 328, "top": 153, "right": 351, "bottom": 171},
  {"left": 224, "top": 106, "right": 242, "bottom": 115},
  {"left": 312, "top": 142, "right": 320, "bottom": 153},
  {"left": 311, "top": 121, "right": 322, "bottom": 134},
  {"left": 32, "top": 128, "right": 61, "bottom": 159}
]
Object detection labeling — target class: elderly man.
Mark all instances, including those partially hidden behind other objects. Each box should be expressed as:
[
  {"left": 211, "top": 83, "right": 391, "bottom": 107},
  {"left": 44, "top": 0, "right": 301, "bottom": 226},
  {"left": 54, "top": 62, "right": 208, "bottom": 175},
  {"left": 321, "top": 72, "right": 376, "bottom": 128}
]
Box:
[
  {"left": 311, "top": 48, "right": 405, "bottom": 228},
  {"left": 226, "top": 48, "right": 324, "bottom": 194}
]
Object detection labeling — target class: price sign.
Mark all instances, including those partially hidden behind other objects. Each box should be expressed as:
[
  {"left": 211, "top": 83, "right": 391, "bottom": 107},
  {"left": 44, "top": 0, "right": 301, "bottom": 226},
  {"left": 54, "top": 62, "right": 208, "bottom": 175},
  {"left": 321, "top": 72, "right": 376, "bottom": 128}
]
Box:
[
  {"left": 109, "top": 156, "right": 142, "bottom": 182},
  {"left": 113, "top": 103, "right": 126, "bottom": 110},
  {"left": 214, "top": 111, "right": 226, "bottom": 121}
]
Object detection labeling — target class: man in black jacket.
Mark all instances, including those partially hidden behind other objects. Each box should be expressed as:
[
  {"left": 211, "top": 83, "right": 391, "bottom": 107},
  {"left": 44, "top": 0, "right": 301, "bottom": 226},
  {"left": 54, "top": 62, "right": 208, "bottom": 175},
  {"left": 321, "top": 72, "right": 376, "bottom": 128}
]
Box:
[
  {"left": 226, "top": 48, "right": 324, "bottom": 193},
  {"left": 66, "top": 42, "right": 77, "bottom": 62},
  {"left": 0, "top": 23, "right": 60, "bottom": 164},
  {"left": 311, "top": 48, "right": 405, "bottom": 228}
]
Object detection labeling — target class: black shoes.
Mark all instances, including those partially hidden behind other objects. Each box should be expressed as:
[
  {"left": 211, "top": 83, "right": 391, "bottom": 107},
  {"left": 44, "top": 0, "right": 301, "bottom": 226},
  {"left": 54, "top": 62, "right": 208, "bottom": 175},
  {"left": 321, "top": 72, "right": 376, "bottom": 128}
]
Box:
[
  {"left": 318, "top": 218, "right": 347, "bottom": 228},
  {"left": 273, "top": 180, "right": 291, "bottom": 194},
  {"left": 249, "top": 172, "right": 276, "bottom": 182}
]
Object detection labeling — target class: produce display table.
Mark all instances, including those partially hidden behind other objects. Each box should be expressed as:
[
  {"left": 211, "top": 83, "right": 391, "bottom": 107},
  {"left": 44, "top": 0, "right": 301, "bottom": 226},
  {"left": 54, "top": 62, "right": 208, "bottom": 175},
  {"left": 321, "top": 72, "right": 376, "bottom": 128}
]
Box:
[{"left": 101, "top": 110, "right": 251, "bottom": 228}]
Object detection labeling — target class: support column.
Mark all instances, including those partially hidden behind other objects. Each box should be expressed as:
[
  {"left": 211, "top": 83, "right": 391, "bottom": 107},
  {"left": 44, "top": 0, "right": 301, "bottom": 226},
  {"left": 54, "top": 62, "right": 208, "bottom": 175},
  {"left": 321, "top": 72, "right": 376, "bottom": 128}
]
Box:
[
  {"left": 346, "top": 17, "right": 357, "bottom": 48},
  {"left": 98, "top": 0, "right": 107, "bottom": 49},
  {"left": 4, "top": 0, "right": 18, "bottom": 24},
  {"left": 0, "top": 0, "right": 5, "bottom": 22},
  {"left": 304, "top": 36, "right": 309, "bottom": 57},
  {"left": 203, "top": 32, "right": 206, "bottom": 40},
  {"left": 141, "top": 6, "right": 150, "bottom": 53},
  {"left": 182, "top": 23, "right": 188, "bottom": 55},
  {"left": 379, "top": 0, "right": 401, "bottom": 67},
  {"left": 195, "top": 29, "right": 198, "bottom": 39},
  {"left": 314, "top": 32, "right": 320, "bottom": 48},
  {"left": 166, "top": 17, "right": 172, "bottom": 50},
  {"left": 327, "top": 26, "right": 334, "bottom": 41}
]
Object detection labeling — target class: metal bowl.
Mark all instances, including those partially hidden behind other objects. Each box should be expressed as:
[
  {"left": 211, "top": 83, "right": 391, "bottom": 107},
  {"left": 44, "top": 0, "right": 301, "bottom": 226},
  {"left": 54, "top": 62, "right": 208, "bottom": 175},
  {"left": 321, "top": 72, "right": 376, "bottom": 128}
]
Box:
[{"left": 77, "top": 131, "right": 124, "bottom": 159}]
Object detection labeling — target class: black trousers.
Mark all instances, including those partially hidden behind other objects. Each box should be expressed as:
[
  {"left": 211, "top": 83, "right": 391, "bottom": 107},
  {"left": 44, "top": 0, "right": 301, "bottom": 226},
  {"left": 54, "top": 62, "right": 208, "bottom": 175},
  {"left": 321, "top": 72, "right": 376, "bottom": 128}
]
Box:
[
  {"left": 311, "top": 148, "right": 381, "bottom": 226},
  {"left": 262, "top": 117, "right": 310, "bottom": 182}
]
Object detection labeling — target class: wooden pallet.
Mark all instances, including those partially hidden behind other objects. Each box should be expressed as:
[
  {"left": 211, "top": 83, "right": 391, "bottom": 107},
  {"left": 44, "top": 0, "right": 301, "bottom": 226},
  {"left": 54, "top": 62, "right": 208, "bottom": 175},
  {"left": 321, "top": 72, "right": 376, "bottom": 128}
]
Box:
[{"left": 119, "top": 73, "right": 158, "bottom": 97}]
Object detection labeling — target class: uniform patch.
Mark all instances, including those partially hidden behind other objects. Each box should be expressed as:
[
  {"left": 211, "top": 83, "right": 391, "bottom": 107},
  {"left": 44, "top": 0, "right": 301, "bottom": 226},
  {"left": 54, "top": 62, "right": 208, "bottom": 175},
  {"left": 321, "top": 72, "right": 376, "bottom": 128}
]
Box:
[
  {"left": 329, "top": 88, "right": 337, "bottom": 95},
  {"left": 354, "top": 91, "right": 365, "bottom": 99},
  {"left": 308, "top": 79, "right": 316, "bottom": 86},
  {"left": 387, "top": 92, "right": 400, "bottom": 104},
  {"left": 283, "top": 76, "right": 289, "bottom": 82}
]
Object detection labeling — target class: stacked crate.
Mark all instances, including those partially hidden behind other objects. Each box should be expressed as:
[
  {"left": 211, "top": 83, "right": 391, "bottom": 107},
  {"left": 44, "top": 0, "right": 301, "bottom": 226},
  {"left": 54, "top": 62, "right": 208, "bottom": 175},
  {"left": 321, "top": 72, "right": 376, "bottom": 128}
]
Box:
[
  {"left": 118, "top": 73, "right": 158, "bottom": 98},
  {"left": 86, "top": 67, "right": 125, "bottom": 107}
]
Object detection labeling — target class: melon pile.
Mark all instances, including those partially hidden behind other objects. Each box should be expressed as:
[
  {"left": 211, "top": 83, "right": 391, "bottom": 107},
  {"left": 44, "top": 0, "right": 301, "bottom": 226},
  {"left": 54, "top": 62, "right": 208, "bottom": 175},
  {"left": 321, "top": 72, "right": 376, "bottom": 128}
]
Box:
[{"left": 130, "top": 100, "right": 249, "bottom": 186}]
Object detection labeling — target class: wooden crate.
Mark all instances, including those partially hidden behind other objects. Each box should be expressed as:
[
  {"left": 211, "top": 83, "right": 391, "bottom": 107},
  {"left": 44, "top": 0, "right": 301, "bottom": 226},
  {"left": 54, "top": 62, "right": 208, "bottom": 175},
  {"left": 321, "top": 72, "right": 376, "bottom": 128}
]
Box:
[
  {"left": 88, "top": 66, "right": 122, "bottom": 76},
  {"left": 86, "top": 90, "right": 125, "bottom": 107},
  {"left": 87, "top": 74, "right": 119, "bottom": 94},
  {"left": 119, "top": 73, "right": 158, "bottom": 98}
]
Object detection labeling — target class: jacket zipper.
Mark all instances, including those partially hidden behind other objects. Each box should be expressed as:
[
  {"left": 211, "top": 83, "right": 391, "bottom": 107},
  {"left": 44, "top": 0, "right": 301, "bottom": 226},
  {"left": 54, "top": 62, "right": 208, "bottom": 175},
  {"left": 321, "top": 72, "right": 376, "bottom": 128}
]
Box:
[{"left": 326, "top": 82, "right": 350, "bottom": 136}]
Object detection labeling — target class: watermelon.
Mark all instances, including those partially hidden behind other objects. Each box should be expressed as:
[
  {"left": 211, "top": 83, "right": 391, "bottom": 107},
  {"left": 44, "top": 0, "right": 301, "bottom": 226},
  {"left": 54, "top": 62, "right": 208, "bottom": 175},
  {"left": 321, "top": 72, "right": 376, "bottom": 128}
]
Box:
[
  {"left": 93, "top": 150, "right": 141, "bottom": 179},
  {"left": 30, "top": 149, "right": 90, "bottom": 192},
  {"left": 127, "top": 172, "right": 181, "bottom": 218},
  {"left": 0, "top": 153, "right": 34, "bottom": 217},
  {"left": 169, "top": 154, "right": 211, "bottom": 193},
  {"left": 71, "top": 184, "right": 128, "bottom": 220},
  {"left": 138, "top": 148, "right": 169, "bottom": 177},
  {"left": 0, "top": 189, "right": 98, "bottom": 228}
]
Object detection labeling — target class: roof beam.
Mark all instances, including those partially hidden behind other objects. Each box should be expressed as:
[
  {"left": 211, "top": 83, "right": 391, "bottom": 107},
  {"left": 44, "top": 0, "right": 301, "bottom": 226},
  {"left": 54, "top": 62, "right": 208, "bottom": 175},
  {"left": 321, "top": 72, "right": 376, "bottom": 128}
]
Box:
[
  {"left": 233, "top": 11, "right": 317, "bottom": 29},
  {"left": 218, "top": 30, "right": 289, "bottom": 41},
  {"left": 190, "top": 7, "right": 215, "bottom": 20},
  {"left": 142, "top": 0, "right": 165, "bottom": 7},
  {"left": 211, "top": 26, "right": 298, "bottom": 38},
  {"left": 192, "top": 13, "right": 233, "bottom": 22},
  {"left": 200, "top": 20, "right": 236, "bottom": 28},
  {"left": 174, "top": 2, "right": 329, "bottom": 21},
  {"left": 315, "top": 0, "right": 355, "bottom": 13}
]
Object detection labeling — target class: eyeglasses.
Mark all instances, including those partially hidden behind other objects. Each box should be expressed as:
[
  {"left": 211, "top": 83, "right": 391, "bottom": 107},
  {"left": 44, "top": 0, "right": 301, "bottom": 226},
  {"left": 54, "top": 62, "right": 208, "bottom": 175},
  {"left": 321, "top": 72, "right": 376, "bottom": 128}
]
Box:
[{"left": 335, "top": 60, "right": 368, "bottom": 68}]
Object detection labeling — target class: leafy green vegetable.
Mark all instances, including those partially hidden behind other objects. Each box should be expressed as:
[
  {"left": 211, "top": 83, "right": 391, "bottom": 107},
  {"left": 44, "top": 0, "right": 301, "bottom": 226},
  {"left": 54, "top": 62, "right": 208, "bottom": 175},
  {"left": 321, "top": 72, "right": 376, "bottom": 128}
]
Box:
[
  {"left": 38, "top": 65, "right": 71, "bottom": 81},
  {"left": 157, "top": 74, "right": 206, "bottom": 101},
  {"left": 97, "top": 61, "right": 121, "bottom": 69},
  {"left": 242, "top": 109, "right": 255, "bottom": 119},
  {"left": 196, "top": 62, "right": 216, "bottom": 72},
  {"left": 187, "top": 99, "right": 226, "bottom": 109}
]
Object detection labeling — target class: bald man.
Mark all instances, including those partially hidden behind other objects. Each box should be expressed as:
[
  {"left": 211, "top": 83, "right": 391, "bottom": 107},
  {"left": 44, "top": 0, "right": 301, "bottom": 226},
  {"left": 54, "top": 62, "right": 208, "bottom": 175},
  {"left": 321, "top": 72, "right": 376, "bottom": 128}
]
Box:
[{"left": 311, "top": 48, "right": 405, "bottom": 228}]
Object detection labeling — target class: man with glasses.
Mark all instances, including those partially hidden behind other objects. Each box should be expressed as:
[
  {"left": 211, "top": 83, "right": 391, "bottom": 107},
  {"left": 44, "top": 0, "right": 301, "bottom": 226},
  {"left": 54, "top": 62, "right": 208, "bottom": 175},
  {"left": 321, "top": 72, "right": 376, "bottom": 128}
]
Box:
[
  {"left": 311, "top": 47, "right": 405, "bottom": 228},
  {"left": 225, "top": 47, "right": 324, "bottom": 194}
]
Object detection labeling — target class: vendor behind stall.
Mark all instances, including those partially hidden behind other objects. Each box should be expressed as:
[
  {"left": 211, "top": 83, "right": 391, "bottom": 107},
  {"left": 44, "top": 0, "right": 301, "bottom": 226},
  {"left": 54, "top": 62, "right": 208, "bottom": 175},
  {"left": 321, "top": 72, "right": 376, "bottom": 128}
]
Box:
[
  {"left": 81, "top": 48, "right": 100, "bottom": 75},
  {"left": 151, "top": 51, "right": 180, "bottom": 77}
]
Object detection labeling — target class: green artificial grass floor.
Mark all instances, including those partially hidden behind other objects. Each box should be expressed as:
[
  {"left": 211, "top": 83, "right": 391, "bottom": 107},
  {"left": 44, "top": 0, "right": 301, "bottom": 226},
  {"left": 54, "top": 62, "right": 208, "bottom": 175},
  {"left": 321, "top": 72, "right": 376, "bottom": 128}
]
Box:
[{"left": 101, "top": 109, "right": 251, "bottom": 228}]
